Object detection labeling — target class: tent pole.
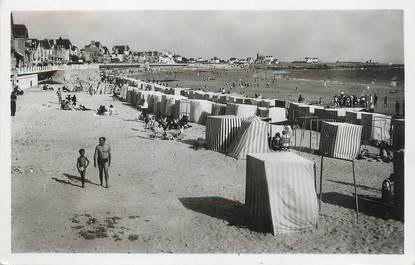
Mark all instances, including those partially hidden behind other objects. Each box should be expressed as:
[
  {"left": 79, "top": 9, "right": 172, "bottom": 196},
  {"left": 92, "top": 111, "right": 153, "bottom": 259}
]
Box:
[
  {"left": 352, "top": 159, "right": 359, "bottom": 223},
  {"left": 319, "top": 155, "right": 323, "bottom": 211},
  {"left": 314, "top": 162, "right": 317, "bottom": 194}
]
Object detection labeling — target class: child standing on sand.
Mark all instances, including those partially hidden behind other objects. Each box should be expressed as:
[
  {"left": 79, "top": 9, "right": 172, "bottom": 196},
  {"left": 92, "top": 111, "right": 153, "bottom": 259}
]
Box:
[{"left": 77, "top": 149, "right": 90, "bottom": 188}]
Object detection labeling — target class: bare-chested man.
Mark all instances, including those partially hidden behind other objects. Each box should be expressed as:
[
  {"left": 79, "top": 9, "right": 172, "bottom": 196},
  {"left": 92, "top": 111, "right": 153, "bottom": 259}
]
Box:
[{"left": 94, "top": 137, "right": 111, "bottom": 188}]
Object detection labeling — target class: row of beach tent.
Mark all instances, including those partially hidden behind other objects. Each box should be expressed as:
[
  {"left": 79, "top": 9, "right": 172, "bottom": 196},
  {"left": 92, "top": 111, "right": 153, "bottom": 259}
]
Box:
[{"left": 119, "top": 79, "right": 404, "bottom": 150}]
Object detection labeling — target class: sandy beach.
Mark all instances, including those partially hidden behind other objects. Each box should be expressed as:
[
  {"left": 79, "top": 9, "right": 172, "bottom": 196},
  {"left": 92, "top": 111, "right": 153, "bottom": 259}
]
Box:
[{"left": 11, "top": 73, "right": 403, "bottom": 254}]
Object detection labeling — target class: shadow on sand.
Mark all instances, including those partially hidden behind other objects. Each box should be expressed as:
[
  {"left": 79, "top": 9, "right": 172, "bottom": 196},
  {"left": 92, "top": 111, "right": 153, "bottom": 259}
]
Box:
[
  {"left": 179, "top": 139, "right": 196, "bottom": 147},
  {"left": 326, "top": 179, "right": 380, "bottom": 192},
  {"left": 321, "top": 191, "right": 402, "bottom": 221},
  {"left": 52, "top": 173, "right": 101, "bottom": 188},
  {"left": 122, "top": 118, "right": 139, "bottom": 122},
  {"left": 290, "top": 146, "right": 318, "bottom": 154},
  {"left": 52, "top": 177, "right": 82, "bottom": 188},
  {"left": 179, "top": 196, "right": 248, "bottom": 228}
]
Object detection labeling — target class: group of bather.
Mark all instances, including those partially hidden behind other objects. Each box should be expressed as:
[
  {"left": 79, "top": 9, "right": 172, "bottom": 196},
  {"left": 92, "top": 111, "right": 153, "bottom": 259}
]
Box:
[
  {"left": 57, "top": 87, "right": 90, "bottom": 111},
  {"left": 143, "top": 112, "right": 191, "bottom": 140},
  {"left": 333, "top": 91, "right": 377, "bottom": 109}
]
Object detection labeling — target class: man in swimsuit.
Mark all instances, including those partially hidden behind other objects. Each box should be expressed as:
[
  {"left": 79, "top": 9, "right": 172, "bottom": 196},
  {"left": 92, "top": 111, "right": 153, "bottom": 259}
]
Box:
[{"left": 94, "top": 137, "right": 111, "bottom": 188}]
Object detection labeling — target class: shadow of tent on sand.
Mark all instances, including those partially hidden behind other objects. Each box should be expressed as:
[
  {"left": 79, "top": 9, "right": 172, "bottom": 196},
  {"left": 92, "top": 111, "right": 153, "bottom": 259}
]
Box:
[
  {"left": 179, "top": 197, "right": 249, "bottom": 228},
  {"left": 321, "top": 192, "right": 403, "bottom": 221}
]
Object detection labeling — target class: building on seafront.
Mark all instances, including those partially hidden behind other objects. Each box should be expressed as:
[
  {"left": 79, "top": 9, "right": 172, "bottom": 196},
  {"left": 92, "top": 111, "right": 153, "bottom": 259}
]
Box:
[
  {"left": 11, "top": 14, "right": 28, "bottom": 69},
  {"left": 82, "top": 41, "right": 110, "bottom": 63}
]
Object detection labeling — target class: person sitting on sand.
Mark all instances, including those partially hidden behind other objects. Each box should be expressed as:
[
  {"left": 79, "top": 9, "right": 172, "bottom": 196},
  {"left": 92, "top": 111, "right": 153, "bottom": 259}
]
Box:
[
  {"left": 77, "top": 148, "right": 90, "bottom": 188},
  {"left": 271, "top": 132, "right": 281, "bottom": 151},
  {"left": 61, "top": 100, "right": 72, "bottom": 110},
  {"left": 97, "top": 105, "right": 108, "bottom": 115},
  {"left": 78, "top": 105, "right": 91, "bottom": 111},
  {"left": 72, "top": 95, "right": 77, "bottom": 106},
  {"left": 178, "top": 116, "right": 191, "bottom": 129}
]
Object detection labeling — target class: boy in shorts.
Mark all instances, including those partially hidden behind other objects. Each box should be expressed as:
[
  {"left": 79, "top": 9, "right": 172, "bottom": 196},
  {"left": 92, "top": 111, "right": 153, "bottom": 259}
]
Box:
[{"left": 77, "top": 149, "right": 90, "bottom": 188}]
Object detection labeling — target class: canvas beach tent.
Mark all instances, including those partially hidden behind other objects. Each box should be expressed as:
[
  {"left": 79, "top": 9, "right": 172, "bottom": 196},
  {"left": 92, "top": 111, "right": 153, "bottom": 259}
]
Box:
[
  {"left": 225, "top": 103, "right": 257, "bottom": 118},
  {"left": 119, "top": 85, "right": 128, "bottom": 100},
  {"left": 189, "top": 99, "right": 213, "bottom": 124},
  {"left": 360, "top": 113, "right": 392, "bottom": 143},
  {"left": 205, "top": 115, "right": 243, "bottom": 153},
  {"left": 267, "top": 107, "right": 287, "bottom": 137},
  {"left": 227, "top": 116, "right": 270, "bottom": 160},
  {"left": 175, "top": 99, "right": 191, "bottom": 119},
  {"left": 211, "top": 103, "right": 226, "bottom": 116},
  {"left": 246, "top": 152, "right": 319, "bottom": 234}
]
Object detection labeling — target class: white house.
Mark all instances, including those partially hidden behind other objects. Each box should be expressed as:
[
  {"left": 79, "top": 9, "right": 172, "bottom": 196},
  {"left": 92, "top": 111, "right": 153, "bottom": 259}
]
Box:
[{"left": 305, "top": 57, "right": 319, "bottom": 64}]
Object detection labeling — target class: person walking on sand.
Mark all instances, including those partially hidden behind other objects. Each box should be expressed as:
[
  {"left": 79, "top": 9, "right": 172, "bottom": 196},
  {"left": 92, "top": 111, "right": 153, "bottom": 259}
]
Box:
[
  {"left": 77, "top": 149, "right": 90, "bottom": 188},
  {"left": 10, "top": 91, "right": 17, "bottom": 116},
  {"left": 94, "top": 137, "right": 111, "bottom": 188},
  {"left": 89, "top": 85, "right": 93, "bottom": 96},
  {"left": 56, "top": 87, "right": 62, "bottom": 104}
]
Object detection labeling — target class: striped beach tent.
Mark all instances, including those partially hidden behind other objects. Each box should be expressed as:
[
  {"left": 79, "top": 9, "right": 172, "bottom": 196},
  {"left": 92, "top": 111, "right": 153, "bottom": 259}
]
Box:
[
  {"left": 319, "top": 122, "right": 362, "bottom": 160},
  {"left": 246, "top": 152, "right": 318, "bottom": 234},
  {"left": 205, "top": 115, "right": 243, "bottom": 153},
  {"left": 227, "top": 116, "right": 270, "bottom": 160},
  {"left": 175, "top": 99, "right": 191, "bottom": 119}
]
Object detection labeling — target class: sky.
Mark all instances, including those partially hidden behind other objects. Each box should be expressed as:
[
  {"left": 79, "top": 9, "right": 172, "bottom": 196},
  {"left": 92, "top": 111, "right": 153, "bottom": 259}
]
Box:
[{"left": 12, "top": 10, "right": 404, "bottom": 63}]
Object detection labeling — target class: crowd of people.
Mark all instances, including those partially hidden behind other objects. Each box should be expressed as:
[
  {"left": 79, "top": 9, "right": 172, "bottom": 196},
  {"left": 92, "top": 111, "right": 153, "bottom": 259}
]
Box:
[{"left": 142, "top": 112, "right": 190, "bottom": 140}]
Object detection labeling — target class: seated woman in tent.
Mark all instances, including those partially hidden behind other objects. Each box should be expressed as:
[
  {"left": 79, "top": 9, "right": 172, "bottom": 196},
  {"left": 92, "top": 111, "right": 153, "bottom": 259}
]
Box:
[{"left": 271, "top": 132, "right": 281, "bottom": 151}]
